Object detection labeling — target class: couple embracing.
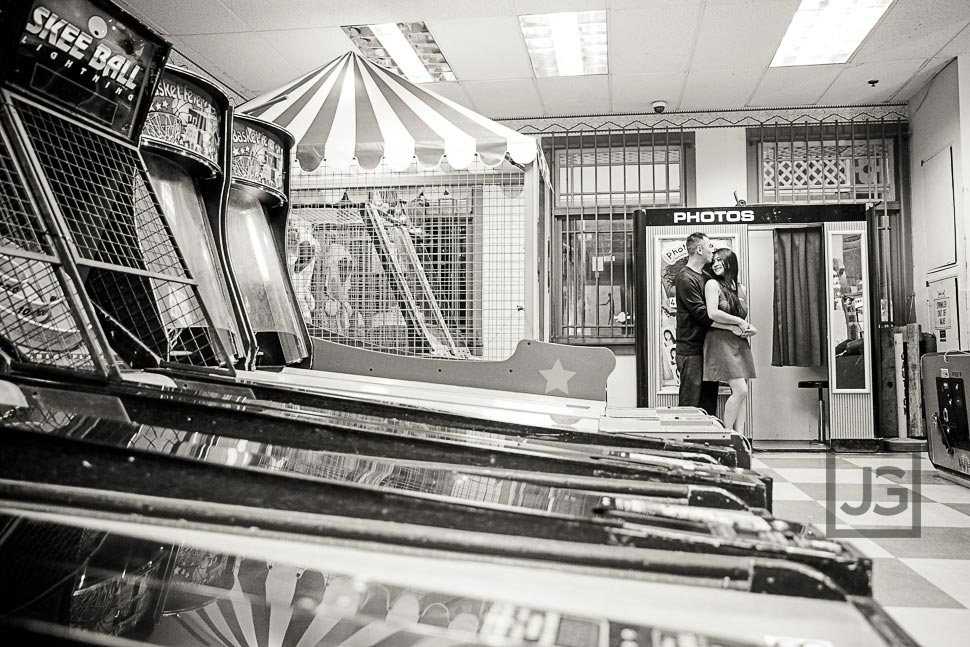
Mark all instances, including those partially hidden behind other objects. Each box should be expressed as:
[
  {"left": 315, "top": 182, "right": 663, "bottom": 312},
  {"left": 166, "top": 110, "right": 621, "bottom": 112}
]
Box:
[{"left": 674, "top": 232, "right": 757, "bottom": 435}]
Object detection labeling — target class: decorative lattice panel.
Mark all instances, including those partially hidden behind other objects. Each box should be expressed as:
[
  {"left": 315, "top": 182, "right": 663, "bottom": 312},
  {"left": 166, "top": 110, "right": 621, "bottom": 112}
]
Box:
[{"left": 761, "top": 140, "right": 894, "bottom": 202}]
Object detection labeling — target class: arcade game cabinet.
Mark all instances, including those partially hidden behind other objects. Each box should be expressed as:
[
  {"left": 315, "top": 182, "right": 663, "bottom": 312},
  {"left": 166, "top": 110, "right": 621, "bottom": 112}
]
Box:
[
  {"left": 141, "top": 66, "right": 255, "bottom": 368},
  {"left": 923, "top": 352, "right": 970, "bottom": 483},
  {"left": 226, "top": 114, "right": 311, "bottom": 368}
]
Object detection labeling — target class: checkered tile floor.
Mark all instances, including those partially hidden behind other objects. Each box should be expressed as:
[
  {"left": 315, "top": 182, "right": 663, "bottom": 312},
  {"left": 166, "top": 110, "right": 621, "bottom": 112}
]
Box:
[{"left": 755, "top": 452, "right": 970, "bottom": 647}]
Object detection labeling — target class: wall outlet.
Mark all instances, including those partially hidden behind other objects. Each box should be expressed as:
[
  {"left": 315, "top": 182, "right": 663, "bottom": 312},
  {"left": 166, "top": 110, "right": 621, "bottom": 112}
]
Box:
[{"left": 942, "top": 368, "right": 950, "bottom": 378}]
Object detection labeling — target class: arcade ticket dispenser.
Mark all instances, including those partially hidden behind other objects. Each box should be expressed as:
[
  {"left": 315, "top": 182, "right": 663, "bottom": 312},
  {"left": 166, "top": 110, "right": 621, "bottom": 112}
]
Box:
[
  {"left": 227, "top": 114, "right": 312, "bottom": 368},
  {"left": 0, "top": 0, "right": 235, "bottom": 377},
  {"left": 141, "top": 66, "right": 256, "bottom": 369},
  {"left": 922, "top": 353, "right": 970, "bottom": 483},
  {"left": 634, "top": 204, "right": 877, "bottom": 446}
]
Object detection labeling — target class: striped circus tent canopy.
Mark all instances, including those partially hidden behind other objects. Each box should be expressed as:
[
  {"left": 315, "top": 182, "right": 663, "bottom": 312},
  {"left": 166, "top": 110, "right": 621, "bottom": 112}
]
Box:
[
  {"left": 239, "top": 52, "right": 537, "bottom": 173},
  {"left": 157, "top": 559, "right": 487, "bottom": 647}
]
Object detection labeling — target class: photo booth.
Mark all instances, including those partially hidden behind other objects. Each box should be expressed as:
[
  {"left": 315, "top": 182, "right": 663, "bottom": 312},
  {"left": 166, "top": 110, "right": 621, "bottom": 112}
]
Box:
[{"left": 635, "top": 204, "right": 878, "bottom": 446}]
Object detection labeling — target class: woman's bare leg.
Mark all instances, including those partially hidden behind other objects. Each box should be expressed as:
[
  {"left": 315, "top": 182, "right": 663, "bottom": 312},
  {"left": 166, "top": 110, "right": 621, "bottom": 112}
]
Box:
[{"left": 723, "top": 378, "right": 749, "bottom": 433}]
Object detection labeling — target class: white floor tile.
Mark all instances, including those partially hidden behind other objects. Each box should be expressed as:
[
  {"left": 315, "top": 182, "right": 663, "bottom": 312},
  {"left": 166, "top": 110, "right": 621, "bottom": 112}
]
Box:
[
  {"left": 750, "top": 457, "right": 770, "bottom": 470},
  {"left": 772, "top": 468, "right": 869, "bottom": 484},
  {"left": 882, "top": 608, "right": 970, "bottom": 647},
  {"left": 842, "top": 456, "right": 932, "bottom": 469},
  {"left": 901, "top": 559, "right": 970, "bottom": 609},
  {"left": 908, "top": 484, "right": 970, "bottom": 504},
  {"left": 833, "top": 502, "right": 970, "bottom": 528},
  {"left": 768, "top": 482, "right": 814, "bottom": 501},
  {"left": 837, "top": 536, "right": 895, "bottom": 559}
]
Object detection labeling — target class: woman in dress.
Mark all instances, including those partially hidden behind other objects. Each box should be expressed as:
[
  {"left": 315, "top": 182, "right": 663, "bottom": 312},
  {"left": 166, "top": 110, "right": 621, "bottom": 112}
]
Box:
[{"left": 702, "top": 249, "right": 757, "bottom": 434}]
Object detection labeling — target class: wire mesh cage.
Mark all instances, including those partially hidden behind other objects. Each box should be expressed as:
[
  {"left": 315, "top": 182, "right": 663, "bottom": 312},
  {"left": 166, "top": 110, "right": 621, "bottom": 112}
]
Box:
[
  {"left": 0, "top": 118, "right": 102, "bottom": 373},
  {"left": 289, "top": 158, "right": 528, "bottom": 360},
  {"left": 10, "top": 97, "right": 234, "bottom": 371}
]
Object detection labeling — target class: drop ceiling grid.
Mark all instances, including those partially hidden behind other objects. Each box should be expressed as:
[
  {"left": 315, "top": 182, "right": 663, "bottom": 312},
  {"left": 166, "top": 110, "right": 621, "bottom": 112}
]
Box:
[
  {"left": 608, "top": 6, "right": 704, "bottom": 76},
  {"left": 461, "top": 79, "right": 545, "bottom": 118},
  {"left": 680, "top": 68, "right": 766, "bottom": 111},
  {"left": 113, "top": 0, "right": 970, "bottom": 117},
  {"left": 220, "top": 0, "right": 424, "bottom": 31},
  {"left": 258, "top": 28, "right": 351, "bottom": 76},
  {"left": 820, "top": 58, "right": 928, "bottom": 105},
  {"left": 748, "top": 66, "right": 844, "bottom": 108},
  {"left": 610, "top": 72, "right": 688, "bottom": 114},
  {"left": 688, "top": 0, "right": 795, "bottom": 71},
  {"left": 852, "top": 0, "right": 970, "bottom": 63},
  {"left": 425, "top": 17, "right": 534, "bottom": 81},
  {"left": 534, "top": 75, "right": 612, "bottom": 116},
  {"left": 177, "top": 32, "right": 301, "bottom": 94}
]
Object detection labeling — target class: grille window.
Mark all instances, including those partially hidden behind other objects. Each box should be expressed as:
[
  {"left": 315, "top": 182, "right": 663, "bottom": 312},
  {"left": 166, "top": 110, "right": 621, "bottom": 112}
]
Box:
[{"left": 547, "top": 131, "right": 692, "bottom": 344}]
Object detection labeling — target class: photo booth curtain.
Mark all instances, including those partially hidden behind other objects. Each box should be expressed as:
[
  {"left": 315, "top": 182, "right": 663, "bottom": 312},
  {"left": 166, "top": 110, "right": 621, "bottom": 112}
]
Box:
[{"left": 772, "top": 227, "right": 826, "bottom": 367}]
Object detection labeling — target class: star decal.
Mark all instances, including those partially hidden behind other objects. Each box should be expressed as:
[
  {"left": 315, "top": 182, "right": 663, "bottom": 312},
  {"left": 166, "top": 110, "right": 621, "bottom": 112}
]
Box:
[{"left": 539, "top": 359, "right": 576, "bottom": 395}]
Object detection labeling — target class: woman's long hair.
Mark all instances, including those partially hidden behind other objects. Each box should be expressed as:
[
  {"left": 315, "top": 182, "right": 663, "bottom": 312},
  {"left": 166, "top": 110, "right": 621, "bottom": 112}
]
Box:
[{"left": 704, "top": 248, "right": 742, "bottom": 315}]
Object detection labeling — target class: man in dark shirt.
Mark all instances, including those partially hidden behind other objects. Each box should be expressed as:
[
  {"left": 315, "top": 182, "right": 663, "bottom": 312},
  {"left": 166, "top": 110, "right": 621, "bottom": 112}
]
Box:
[{"left": 675, "top": 232, "right": 718, "bottom": 415}]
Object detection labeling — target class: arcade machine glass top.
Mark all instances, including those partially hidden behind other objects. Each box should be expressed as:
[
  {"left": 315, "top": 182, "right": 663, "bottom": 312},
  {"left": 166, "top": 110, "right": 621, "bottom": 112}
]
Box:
[
  {"left": 228, "top": 113, "right": 311, "bottom": 368},
  {"left": 0, "top": 0, "right": 237, "bottom": 378},
  {"left": 140, "top": 66, "right": 256, "bottom": 369}
]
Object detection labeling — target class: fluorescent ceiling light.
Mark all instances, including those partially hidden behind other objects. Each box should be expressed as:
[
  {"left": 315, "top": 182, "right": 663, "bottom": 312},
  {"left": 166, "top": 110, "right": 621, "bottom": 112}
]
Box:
[
  {"left": 519, "top": 11, "right": 608, "bottom": 78},
  {"left": 370, "top": 23, "right": 433, "bottom": 83},
  {"left": 770, "top": 0, "right": 895, "bottom": 67},
  {"left": 342, "top": 22, "right": 455, "bottom": 83}
]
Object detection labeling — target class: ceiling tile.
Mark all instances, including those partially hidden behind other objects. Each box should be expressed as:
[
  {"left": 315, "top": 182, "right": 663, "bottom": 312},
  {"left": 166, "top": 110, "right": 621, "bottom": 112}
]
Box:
[
  {"left": 690, "top": 0, "right": 797, "bottom": 71},
  {"left": 819, "top": 59, "right": 927, "bottom": 105},
  {"left": 610, "top": 73, "right": 686, "bottom": 113},
  {"left": 748, "top": 65, "right": 843, "bottom": 107},
  {"left": 258, "top": 28, "right": 351, "bottom": 74},
  {"left": 426, "top": 17, "right": 534, "bottom": 81},
  {"left": 415, "top": 0, "right": 515, "bottom": 20},
  {"left": 221, "top": 0, "right": 422, "bottom": 31},
  {"left": 610, "top": 6, "right": 703, "bottom": 76},
  {"left": 608, "top": 0, "right": 701, "bottom": 9},
  {"left": 894, "top": 58, "right": 952, "bottom": 105},
  {"left": 535, "top": 75, "right": 610, "bottom": 116},
  {"left": 118, "top": 0, "right": 249, "bottom": 35},
  {"left": 853, "top": 0, "right": 970, "bottom": 62},
  {"left": 177, "top": 32, "right": 300, "bottom": 94},
  {"left": 462, "top": 79, "right": 544, "bottom": 118},
  {"left": 889, "top": 58, "right": 954, "bottom": 103},
  {"left": 936, "top": 20, "right": 970, "bottom": 58},
  {"left": 680, "top": 68, "right": 764, "bottom": 111},
  {"left": 421, "top": 82, "right": 478, "bottom": 111},
  {"left": 512, "top": 0, "right": 606, "bottom": 14}
]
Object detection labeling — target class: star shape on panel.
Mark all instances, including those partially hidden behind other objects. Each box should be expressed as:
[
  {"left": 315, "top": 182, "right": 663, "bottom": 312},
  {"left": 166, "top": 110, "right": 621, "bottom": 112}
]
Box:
[{"left": 539, "top": 359, "right": 576, "bottom": 395}]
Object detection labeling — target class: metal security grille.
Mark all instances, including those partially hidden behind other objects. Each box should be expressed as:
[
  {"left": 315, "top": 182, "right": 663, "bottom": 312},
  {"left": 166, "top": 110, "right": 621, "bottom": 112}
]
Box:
[
  {"left": 546, "top": 130, "right": 691, "bottom": 344},
  {"left": 11, "top": 97, "right": 233, "bottom": 371},
  {"left": 289, "top": 159, "right": 526, "bottom": 360},
  {"left": 750, "top": 121, "right": 908, "bottom": 322},
  {"left": 0, "top": 119, "right": 102, "bottom": 372}
]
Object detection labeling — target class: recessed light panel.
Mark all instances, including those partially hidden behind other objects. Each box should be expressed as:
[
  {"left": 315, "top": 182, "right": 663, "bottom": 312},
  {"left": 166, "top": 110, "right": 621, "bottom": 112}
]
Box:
[
  {"left": 519, "top": 11, "right": 608, "bottom": 78},
  {"left": 770, "top": 0, "right": 895, "bottom": 67},
  {"left": 342, "top": 22, "right": 456, "bottom": 83}
]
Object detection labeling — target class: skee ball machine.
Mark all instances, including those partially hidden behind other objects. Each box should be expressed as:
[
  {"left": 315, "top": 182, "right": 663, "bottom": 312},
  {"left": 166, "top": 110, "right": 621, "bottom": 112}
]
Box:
[
  {"left": 0, "top": 0, "right": 240, "bottom": 381},
  {"left": 226, "top": 114, "right": 312, "bottom": 368},
  {"left": 141, "top": 65, "right": 255, "bottom": 369}
]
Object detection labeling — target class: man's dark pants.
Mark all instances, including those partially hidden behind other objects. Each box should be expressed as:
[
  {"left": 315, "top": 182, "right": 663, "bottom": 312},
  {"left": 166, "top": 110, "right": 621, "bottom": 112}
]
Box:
[{"left": 676, "top": 353, "right": 718, "bottom": 416}]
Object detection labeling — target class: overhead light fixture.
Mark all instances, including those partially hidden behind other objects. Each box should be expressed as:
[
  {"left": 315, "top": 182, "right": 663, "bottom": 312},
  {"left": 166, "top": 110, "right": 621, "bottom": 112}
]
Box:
[
  {"left": 342, "top": 22, "right": 455, "bottom": 83},
  {"left": 770, "top": 0, "right": 895, "bottom": 67},
  {"left": 519, "top": 10, "right": 608, "bottom": 78}
]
